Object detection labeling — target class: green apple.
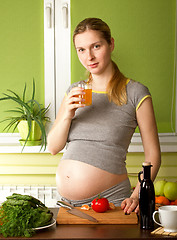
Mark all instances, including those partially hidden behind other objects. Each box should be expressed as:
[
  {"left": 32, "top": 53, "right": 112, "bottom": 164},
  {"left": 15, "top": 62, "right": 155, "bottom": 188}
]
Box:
[
  {"left": 154, "top": 180, "right": 167, "bottom": 196},
  {"left": 164, "top": 182, "right": 177, "bottom": 201}
]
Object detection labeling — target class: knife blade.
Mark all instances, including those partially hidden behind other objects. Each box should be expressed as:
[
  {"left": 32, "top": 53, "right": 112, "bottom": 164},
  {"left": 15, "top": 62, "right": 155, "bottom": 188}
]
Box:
[{"left": 57, "top": 200, "right": 98, "bottom": 223}]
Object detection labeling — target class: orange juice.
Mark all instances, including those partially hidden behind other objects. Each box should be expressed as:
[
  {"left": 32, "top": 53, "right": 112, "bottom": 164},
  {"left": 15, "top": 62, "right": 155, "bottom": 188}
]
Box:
[
  {"left": 84, "top": 88, "right": 92, "bottom": 106},
  {"left": 77, "top": 82, "right": 92, "bottom": 106}
]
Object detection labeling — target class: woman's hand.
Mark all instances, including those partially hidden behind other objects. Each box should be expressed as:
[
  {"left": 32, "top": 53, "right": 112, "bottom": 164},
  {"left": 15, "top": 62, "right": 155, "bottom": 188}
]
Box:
[
  {"left": 121, "top": 197, "right": 139, "bottom": 214},
  {"left": 63, "top": 86, "right": 85, "bottom": 120},
  {"left": 47, "top": 86, "right": 85, "bottom": 154}
]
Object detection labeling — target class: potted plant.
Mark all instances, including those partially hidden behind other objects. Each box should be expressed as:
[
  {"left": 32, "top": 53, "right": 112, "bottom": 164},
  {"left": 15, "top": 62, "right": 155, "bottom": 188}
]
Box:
[{"left": 0, "top": 79, "right": 50, "bottom": 151}]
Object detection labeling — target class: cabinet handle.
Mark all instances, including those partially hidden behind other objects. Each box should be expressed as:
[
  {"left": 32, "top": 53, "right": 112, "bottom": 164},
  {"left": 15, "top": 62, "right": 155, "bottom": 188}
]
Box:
[
  {"left": 62, "top": 3, "right": 68, "bottom": 28},
  {"left": 46, "top": 3, "right": 52, "bottom": 28}
]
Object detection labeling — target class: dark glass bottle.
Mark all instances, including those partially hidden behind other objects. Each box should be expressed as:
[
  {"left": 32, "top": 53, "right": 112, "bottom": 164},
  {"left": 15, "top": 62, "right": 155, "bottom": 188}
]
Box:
[{"left": 138, "top": 162, "right": 155, "bottom": 230}]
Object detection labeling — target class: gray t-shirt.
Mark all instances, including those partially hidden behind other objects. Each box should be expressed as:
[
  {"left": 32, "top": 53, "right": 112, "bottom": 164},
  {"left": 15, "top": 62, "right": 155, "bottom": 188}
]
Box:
[{"left": 61, "top": 79, "right": 151, "bottom": 174}]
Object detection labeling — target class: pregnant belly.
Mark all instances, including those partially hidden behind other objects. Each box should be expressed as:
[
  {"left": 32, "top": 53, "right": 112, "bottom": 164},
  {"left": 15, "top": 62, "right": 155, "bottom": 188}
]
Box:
[{"left": 56, "top": 159, "right": 128, "bottom": 200}]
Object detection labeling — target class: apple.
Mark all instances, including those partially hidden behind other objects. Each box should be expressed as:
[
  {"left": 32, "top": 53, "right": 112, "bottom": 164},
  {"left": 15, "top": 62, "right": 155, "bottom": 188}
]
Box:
[
  {"left": 154, "top": 180, "right": 167, "bottom": 196},
  {"left": 164, "top": 182, "right": 177, "bottom": 201}
]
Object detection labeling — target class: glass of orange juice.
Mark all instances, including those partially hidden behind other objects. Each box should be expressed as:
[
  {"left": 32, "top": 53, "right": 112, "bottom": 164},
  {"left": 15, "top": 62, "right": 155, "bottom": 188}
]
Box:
[{"left": 78, "top": 82, "right": 92, "bottom": 106}]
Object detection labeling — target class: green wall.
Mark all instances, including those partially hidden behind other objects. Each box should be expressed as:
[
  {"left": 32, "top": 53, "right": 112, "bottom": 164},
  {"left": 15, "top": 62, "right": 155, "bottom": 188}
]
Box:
[
  {"left": 71, "top": 0, "right": 176, "bottom": 133},
  {"left": 0, "top": 0, "right": 44, "bottom": 132},
  {"left": 0, "top": 0, "right": 176, "bottom": 187},
  {"left": 0, "top": 0, "right": 176, "bottom": 133},
  {"left": 0, "top": 152, "right": 177, "bottom": 186}
]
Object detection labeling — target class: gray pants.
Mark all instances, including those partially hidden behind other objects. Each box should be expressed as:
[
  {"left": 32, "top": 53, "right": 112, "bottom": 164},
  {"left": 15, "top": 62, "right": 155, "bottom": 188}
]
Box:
[{"left": 57, "top": 178, "right": 131, "bottom": 207}]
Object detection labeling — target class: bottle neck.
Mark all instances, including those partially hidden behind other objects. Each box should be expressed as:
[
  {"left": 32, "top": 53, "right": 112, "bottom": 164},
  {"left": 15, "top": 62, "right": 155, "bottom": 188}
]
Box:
[{"left": 143, "top": 165, "right": 151, "bottom": 179}]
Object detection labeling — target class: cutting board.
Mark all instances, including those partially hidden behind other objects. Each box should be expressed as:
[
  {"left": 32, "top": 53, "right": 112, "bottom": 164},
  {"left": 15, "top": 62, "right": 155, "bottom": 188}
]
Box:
[{"left": 57, "top": 207, "right": 138, "bottom": 224}]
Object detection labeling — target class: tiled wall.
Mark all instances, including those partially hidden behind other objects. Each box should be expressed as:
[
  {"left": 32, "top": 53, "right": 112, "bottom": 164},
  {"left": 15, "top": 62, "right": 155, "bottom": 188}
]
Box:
[{"left": 0, "top": 185, "right": 57, "bottom": 207}]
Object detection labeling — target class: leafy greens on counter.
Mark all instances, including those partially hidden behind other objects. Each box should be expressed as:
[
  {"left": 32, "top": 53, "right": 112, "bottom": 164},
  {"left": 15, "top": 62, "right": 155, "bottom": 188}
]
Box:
[{"left": 0, "top": 193, "right": 53, "bottom": 237}]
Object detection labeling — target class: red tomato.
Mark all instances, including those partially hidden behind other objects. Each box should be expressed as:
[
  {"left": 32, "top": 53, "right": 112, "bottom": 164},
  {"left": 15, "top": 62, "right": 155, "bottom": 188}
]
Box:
[{"left": 91, "top": 197, "right": 109, "bottom": 213}]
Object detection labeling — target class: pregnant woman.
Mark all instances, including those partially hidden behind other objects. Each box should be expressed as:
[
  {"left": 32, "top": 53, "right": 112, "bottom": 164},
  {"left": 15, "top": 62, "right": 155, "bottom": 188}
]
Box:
[{"left": 47, "top": 18, "right": 161, "bottom": 214}]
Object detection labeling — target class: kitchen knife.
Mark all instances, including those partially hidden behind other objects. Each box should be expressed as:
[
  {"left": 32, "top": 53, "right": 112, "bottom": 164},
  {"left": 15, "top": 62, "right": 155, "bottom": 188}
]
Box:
[{"left": 57, "top": 200, "right": 98, "bottom": 223}]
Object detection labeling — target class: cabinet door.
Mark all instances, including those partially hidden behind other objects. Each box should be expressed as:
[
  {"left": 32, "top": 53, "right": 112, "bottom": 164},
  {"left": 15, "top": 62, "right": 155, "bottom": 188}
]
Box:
[{"left": 44, "top": 0, "right": 71, "bottom": 128}]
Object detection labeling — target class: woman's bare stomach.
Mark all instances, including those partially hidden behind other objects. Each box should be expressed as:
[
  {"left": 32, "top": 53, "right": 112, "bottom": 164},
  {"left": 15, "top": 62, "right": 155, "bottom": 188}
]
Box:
[{"left": 56, "top": 159, "right": 128, "bottom": 200}]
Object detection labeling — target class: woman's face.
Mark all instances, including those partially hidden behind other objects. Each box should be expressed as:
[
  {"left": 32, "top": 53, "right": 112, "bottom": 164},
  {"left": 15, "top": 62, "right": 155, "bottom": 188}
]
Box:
[{"left": 74, "top": 30, "right": 114, "bottom": 76}]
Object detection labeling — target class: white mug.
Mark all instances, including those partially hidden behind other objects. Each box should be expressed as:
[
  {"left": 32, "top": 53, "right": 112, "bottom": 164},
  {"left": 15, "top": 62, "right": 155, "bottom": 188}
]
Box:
[{"left": 153, "top": 205, "right": 177, "bottom": 232}]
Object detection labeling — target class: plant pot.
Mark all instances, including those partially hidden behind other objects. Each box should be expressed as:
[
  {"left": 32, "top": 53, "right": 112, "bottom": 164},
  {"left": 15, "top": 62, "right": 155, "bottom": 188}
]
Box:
[
  {"left": 17, "top": 120, "right": 43, "bottom": 146},
  {"left": 19, "top": 139, "right": 42, "bottom": 146}
]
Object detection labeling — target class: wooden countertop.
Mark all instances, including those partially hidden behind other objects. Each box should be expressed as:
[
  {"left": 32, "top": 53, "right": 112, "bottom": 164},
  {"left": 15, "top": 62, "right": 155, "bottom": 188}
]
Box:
[{"left": 0, "top": 224, "right": 176, "bottom": 240}]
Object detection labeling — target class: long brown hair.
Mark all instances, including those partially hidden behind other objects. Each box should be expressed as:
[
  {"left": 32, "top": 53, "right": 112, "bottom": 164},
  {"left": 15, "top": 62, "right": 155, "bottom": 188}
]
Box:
[{"left": 73, "top": 18, "right": 128, "bottom": 106}]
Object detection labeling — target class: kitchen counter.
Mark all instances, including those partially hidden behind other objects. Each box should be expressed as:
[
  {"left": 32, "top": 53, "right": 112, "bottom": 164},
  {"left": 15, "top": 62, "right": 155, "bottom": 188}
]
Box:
[{"left": 0, "top": 224, "right": 176, "bottom": 240}]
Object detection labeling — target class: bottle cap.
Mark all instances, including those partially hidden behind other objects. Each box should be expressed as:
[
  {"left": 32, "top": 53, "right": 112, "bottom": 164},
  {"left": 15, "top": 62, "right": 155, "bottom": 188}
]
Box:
[{"left": 142, "top": 162, "right": 151, "bottom": 166}]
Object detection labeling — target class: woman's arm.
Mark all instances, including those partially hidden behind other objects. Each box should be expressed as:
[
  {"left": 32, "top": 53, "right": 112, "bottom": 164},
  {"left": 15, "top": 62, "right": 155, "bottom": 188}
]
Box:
[
  {"left": 121, "top": 97, "right": 161, "bottom": 214},
  {"left": 47, "top": 87, "right": 85, "bottom": 155}
]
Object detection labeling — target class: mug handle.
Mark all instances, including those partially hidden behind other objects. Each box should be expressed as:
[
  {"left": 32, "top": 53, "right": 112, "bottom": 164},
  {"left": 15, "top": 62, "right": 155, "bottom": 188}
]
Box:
[{"left": 152, "top": 211, "right": 163, "bottom": 227}]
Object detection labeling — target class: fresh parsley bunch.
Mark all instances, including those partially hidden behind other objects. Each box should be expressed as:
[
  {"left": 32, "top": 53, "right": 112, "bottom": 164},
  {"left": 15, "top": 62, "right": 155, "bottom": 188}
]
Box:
[{"left": 0, "top": 193, "right": 53, "bottom": 237}]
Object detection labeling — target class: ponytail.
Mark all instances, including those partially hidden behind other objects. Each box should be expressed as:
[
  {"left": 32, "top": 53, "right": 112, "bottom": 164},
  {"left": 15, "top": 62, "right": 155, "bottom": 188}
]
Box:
[{"left": 88, "top": 61, "right": 127, "bottom": 106}]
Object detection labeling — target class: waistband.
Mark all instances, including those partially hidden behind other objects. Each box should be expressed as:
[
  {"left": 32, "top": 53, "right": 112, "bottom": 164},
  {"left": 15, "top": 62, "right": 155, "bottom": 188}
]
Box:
[{"left": 58, "top": 178, "right": 131, "bottom": 207}]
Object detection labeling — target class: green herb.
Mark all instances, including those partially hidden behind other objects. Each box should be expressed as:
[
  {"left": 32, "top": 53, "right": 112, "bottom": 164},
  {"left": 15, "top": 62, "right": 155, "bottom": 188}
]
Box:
[{"left": 0, "top": 193, "right": 53, "bottom": 237}]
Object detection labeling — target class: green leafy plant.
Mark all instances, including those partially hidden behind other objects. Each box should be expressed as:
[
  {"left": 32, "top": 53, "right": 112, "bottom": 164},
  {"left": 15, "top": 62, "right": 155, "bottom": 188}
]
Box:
[
  {"left": 0, "top": 79, "right": 50, "bottom": 151},
  {"left": 0, "top": 193, "right": 53, "bottom": 237}
]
